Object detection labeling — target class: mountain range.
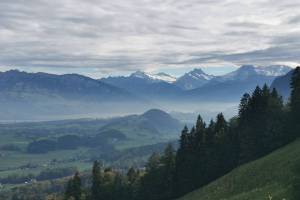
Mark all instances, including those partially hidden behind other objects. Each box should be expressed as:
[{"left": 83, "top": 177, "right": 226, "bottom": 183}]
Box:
[
  {"left": 0, "top": 65, "right": 293, "bottom": 120},
  {"left": 0, "top": 70, "right": 149, "bottom": 120},
  {"left": 185, "top": 65, "right": 291, "bottom": 101},
  {"left": 101, "top": 64, "right": 292, "bottom": 101}
]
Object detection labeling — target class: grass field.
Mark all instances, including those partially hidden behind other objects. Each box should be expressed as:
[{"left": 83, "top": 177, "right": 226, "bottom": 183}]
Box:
[
  {"left": 178, "top": 139, "right": 300, "bottom": 200},
  {"left": 0, "top": 117, "right": 178, "bottom": 187},
  {"left": 0, "top": 148, "right": 91, "bottom": 176}
]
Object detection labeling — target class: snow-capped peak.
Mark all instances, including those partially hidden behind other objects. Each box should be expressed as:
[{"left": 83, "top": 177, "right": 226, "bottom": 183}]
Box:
[
  {"left": 254, "top": 65, "right": 292, "bottom": 76},
  {"left": 174, "top": 68, "right": 215, "bottom": 90},
  {"left": 216, "top": 65, "right": 292, "bottom": 82},
  {"left": 130, "top": 71, "right": 177, "bottom": 83},
  {"left": 130, "top": 71, "right": 149, "bottom": 79},
  {"left": 220, "top": 65, "right": 256, "bottom": 81},
  {"left": 186, "top": 68, "right": 215, "bottom": 80}
]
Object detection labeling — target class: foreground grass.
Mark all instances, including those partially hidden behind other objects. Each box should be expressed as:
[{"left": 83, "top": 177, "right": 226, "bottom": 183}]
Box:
[{"left": 178, "top": 139, "right": 300, "bottom": 200}]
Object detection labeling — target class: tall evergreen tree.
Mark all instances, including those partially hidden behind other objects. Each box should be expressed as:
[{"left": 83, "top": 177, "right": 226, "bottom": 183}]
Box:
[
  {"left": 91, "top": 161, "right": 103, "bottom": 200},
  {"left": 161, "top": 144, "right": 176, "bottom": 199},
  {"left": 137, "top": 153, "right": 164, "bottom": 200},
  {"left": 64, "top": 172, "right": 82, "bottom": 200},
  {"left": 290, "top": 67, "right": 300, "bottom": 138},
  {"left": 174, "top": 125, "right": 198, "bottom": 197},
  {"left": 193, "top": 115, "right": 206, "bottom": 188},
  {"left": 238, "top": 85, "right": 285, "bottom": 163}
]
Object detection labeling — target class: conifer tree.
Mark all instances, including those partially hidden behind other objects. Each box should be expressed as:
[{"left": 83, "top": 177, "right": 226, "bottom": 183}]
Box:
[
  {"left": 91, "top": 161, "right": 103, "bottom": 200},
  {"left": 64, "top": 172, "right": 82, "bottom": 200},
  {"left": 290, "top": 67, "right": 300, "bottom": 138},
  {"left": 161, "top": 144, "right": 176, "bottom": 199}
]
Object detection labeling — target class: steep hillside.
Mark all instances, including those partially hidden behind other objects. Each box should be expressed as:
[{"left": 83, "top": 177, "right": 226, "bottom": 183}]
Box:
[{"left": 178, "top": 139, "right": 300, "bottom": 200}]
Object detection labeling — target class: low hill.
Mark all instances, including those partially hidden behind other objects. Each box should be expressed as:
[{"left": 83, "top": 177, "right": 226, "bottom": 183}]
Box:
[
  {"left": 101, "top": 109, "right": 182, "bottom": 146},
  {"left": 178, "top": 139, "right": 300, "bottom": 200}
]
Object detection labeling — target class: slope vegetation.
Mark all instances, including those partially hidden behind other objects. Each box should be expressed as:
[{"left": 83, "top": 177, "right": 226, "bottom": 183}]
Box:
[{"left": 179, "top": 139, "right": 300, "bottom": 200}]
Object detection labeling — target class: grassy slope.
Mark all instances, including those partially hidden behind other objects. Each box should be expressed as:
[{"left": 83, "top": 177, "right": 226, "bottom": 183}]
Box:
[{"left": 179, "top": 139, "right": 300, "bottom": 200}]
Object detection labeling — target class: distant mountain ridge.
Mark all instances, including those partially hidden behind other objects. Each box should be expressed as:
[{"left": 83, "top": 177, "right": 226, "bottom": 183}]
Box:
[
  {"left": 130, "top": 71, "right": 177, "bottom": 83},
  {"left": 0, "top": 70, "right": 134, "bottom": 101},
  {"left": 102, "top": 65, "right": 291, "bottom": 93},
  {"left": 0, "top": 65, "right": 293, "bottom": 120},
  {"left": 0, "top": 70, "right": 149, "bottom": 120},
  {"left": 101, "top": 72, "right": 182, "bottom": 101},
  {"left": 185, "top": 65, "right": 292, "bottom": 101},
  {"left": 102, "top": 65, "right": 292, "bottom": 102}
]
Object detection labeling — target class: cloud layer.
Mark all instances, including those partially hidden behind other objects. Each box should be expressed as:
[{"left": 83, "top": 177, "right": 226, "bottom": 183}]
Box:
[{"left": 0, "top": 0, "right": 300, "bottom": 77}]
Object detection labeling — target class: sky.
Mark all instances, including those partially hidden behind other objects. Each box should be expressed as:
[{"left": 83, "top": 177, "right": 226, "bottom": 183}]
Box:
[{"left": 0, "top": 0, "right": 300, "bottom": 78}]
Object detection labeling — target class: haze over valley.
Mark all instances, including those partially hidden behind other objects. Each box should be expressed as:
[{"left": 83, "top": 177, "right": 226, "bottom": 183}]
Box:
[{"left": 0, "top": 64, "right": 292, "bottom": 121}]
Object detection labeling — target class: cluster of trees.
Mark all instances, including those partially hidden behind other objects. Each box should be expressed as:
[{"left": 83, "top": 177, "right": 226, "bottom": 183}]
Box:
[
  {"left": 64, "top": 68, "right": 300, "bottom": 200},
  {"left": 27, "top": 130, "right": 125, "bottom": 153}
]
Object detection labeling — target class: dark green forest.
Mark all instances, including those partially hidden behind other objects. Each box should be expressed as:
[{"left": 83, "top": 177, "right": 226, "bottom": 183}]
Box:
[{"left": 46, "top": 67, "right": 300, "bottom": 200}]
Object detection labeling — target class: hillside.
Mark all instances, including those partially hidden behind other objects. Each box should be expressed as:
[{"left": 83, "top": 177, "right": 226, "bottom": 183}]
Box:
[
  {"left": 178, "top": 139, "right": 300, "bottom": 200},
  {"left": 100, "top": 109, "right": 182, "bottom": 147}
]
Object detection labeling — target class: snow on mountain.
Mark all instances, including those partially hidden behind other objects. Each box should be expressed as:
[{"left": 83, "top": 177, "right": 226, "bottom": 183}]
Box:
[
  {"left": 153, "top": 73, "right": 177, "bottom": 83},
  {"left": 214, "top": 65, "right": 292, "bottom": 82},
  {"left": 186, "top": 68, "right": 214, "bottom": 80},
  {"left": 254, "top": 65, "right": 292, "bottom": 76},
  {"left": 174, "top": 68, "right": 215, "bottom": 90},
  {"left": 130, "top": 71, "right": 177, "bottom": 83},
  {"left": 218, "top": 65, "right": 257, "bottom": 81}
]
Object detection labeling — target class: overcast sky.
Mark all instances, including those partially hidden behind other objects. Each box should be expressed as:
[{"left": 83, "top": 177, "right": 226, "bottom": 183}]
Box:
[{"left": 0, "top": 0, "right": 300, "bottom": 77}]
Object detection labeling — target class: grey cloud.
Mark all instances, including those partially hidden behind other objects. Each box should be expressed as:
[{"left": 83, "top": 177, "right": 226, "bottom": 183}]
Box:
[
  {"left": 175, "top": 44, "right": 300, "bottom": 66},
  {"left": 0, "top": 0, "right": 299, "bottom": 76},
  {"left": 287, "top": 15, "right": 300, "bottom": 24}
]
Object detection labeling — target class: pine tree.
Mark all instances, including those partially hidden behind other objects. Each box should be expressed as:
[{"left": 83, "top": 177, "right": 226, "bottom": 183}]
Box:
[
  {"left": 195, "top": 115, "right": 206, "bottom": 148},
  {"left": 179, "top": 126, "right": 190, "bottom": 150},
  {"left": 174, "top": 126, "right": 195, "bottom": 197},
  {"left": 193, "top": 115, "right": 206, "bottom": 188},
  {"left": 127, "top": 167, "right": 140, "bottom": 200},
  {"left": 161, "top": 144, "right": 176, "bottom": 199},
  {"left": 290, "top": 67, "right": 300, "bottom": 138},
  {"left": 112, "top": 173, "right": 128, "bottom": 200},
  {"left": 127, "top": 167, "right": 138, "bottom": 185},
  {"left": 91, "top": 161, "right": 103, "bottom": 200},
  {"left": 64, "top": 172, "right": 82, "bottom": 200},
  {"left": 238, "top": 85, "right": 286, "bottom": 163},
  {"left": 137, "top": 153, "right": 163, "bottom": 200}
]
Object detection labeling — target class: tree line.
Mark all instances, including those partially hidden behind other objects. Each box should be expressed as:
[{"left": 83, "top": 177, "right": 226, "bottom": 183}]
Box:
[{"left": 63, "top": 67, "right": 300, "bottom": 200}]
